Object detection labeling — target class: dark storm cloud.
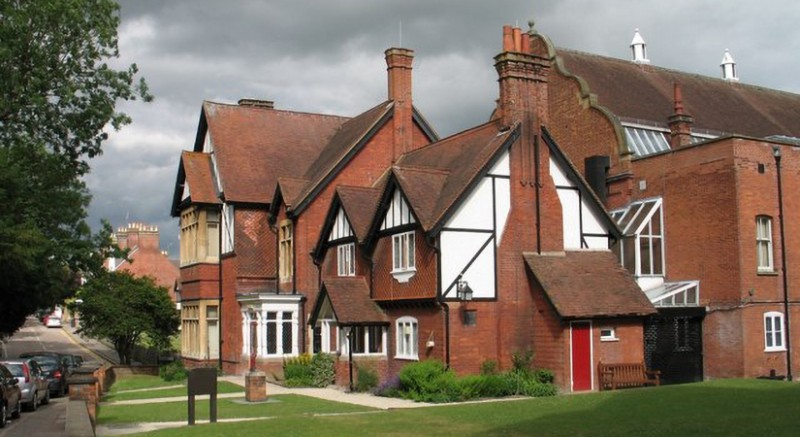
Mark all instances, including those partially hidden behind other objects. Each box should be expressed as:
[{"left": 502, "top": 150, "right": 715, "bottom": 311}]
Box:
[{"left": 89, "top": 1, "right": 800, "bottom": 257}]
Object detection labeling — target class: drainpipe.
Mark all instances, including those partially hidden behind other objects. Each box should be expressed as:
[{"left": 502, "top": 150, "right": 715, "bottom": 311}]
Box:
[
  {"left": 428, "top": 235, "right": 450, "bottom": 368},
  {"left": 218, "top": 203, "right": 224, "bottom": 371},
  {"left": 773, "top": 146, "right": 792, "bottom": 381},
  {"left": 534, "top": 134, "right": 542, "bottom": 254}
]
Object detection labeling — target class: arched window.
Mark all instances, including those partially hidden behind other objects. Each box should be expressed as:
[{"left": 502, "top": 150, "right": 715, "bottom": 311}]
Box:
[
  {"left": 764, "top": 311, "right": 785, "bottom": 352},
  {"left": 395, "top": 317, "right": 419, "bottom": 360}
]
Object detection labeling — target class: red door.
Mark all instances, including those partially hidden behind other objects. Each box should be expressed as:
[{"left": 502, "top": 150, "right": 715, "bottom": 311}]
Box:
[{"left": 571, "top": 321, "right": 592, "bottom": 391}]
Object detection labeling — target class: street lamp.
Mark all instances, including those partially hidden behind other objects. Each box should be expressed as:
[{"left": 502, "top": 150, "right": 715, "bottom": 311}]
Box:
[{"left": 773, "top": 146, "right": 792, "bottom": 382}]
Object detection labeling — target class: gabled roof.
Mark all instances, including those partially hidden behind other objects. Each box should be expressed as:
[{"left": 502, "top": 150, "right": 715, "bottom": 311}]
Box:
[
  {"left": 390, "top": 120, "right": 517, "bottom": 233},
  {"left": 523, "top": 251, "right": 656, "bottom": 319},
  {"left": 308, "top": 277, "right": 389, "bottom": 326},
  {"left": 542, "top": 127, "right": 622, "bottom": 240},
  {"left": 274, "top": 177, "right": 311, "bottom": 211},
  {"left": 557, "top": 49, "right": 800, "bottom": 139},
  {"left": 199, "top": 101, "right": 348, "bottom": 204},
  {"left": 171, "top": 151, "right": 220, "bottom": 216},
  {"left": 311, "top": 185, "right": 383, "bottom": 262},
  {"left": 288, "top": 102, "right": 437, "bottom": 217},
  {"left": 182, "top": 151, "right": 219, "bottom": 204}
]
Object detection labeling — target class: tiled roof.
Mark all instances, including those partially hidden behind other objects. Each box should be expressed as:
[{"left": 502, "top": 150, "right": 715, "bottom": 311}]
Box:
[
  {"left": 322, "top": 277, "right": 388, "bottom": 325},
  {"left": 290, "top": 101, "right": 394, "bottom": 213},
  {"left": 203, "top": 101, "right": 348, "bottom": 204},
  {"left": 275, "top": 177, "right": 310, "bottom": 210},
  {"left": 393, "top": 120, "right": 515, "bottom": 231},
  {"left": 557, "top": 49, "right": 800, "bottom": 139},
  {"left": 181, "top": 151, "right": 219, "bottom": 205},
  {"left": 523, "top": 251, "right": 656, "bottom": 319},
  {"left": 336, "top": 185, "right": 383, "bottom": 243}
]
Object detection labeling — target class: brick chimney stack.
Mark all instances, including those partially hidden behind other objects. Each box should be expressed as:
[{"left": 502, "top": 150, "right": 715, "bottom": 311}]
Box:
[
  {"left": 494, "top": 22, "right": 562, "bottom": 254},
  {"left": 668, "top": 82, "right": 694, "bottom": 149},
  {"left": 385, "top": 48, "right": 414, "bottom": 161}
]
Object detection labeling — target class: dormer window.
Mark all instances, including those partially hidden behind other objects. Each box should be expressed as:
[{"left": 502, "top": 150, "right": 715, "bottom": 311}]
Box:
[
  {"left": 337, "top": 243, "right": 355, "bottom": 277},
  {"left": 392, "top": 231, "right": 416, "bottom": 282},
  {"left": 630, "top": 28, "right": 650, "bottom": 64}
]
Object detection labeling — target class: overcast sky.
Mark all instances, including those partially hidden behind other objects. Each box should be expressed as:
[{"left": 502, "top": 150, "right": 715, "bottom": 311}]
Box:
[{"left": 85, "top": 0, "right": 800, "bottom": 258}]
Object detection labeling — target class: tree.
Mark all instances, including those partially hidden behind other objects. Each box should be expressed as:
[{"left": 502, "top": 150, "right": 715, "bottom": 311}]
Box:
[
  {"left": 77, "top": 271, "right": 179, "bottom": 365},
  {"left": 0, "top": 0, "right": 150, "bottom": 335}
]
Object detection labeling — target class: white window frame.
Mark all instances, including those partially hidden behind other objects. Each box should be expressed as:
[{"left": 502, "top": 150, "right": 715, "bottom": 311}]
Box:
[
  {"left": 395, "top": 317, "right": 419, "bottom": 360},
  {"left": 599, "top": 327, "right": 618, "bottom": 342},
  {"left": 391, "top": 231, "right": 416, "bottom": 282},
  {"left": 339, "top": 325, "right": 386, "bottom": 357},
  {"left": 756, "top": 216, "right": 774, "bottom": 272},
  {"left": 764, "top": 311, "right": 786, "bottom": 352},
  {"left": 337, "top": 243, "right": 355, "bottom": 277}
]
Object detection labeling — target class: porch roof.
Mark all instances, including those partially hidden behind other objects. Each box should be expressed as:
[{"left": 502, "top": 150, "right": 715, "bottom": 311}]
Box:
[
  {"left": 524, "top": 251, "right": 657, "bottom": 319},
  {"left": 310, "top": 277, "right": 389, "bottom": 326}
]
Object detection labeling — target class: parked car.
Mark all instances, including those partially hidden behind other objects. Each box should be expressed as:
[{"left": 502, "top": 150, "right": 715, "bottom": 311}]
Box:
[
  {"left": 0, "top": 363, "right": 22, "bottom": 428},
  {"left": 0, "top": 359, "right": 50, "bottom": 411},
  {"left": 45, "top": 316, "right": 62, "bottom": 328},
  {"left": 18, "top": 353, "right": 68, "bottom": 397}
]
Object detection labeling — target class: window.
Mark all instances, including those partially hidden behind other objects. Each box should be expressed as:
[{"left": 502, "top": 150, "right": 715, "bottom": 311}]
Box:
[
  {"left": 179, "top": 207, "right": 220, "bottom": 266},
  {"left": 600, "top": 327, "right": 618, "bottom": 342},
  {"left": 611, "top": 198, "right": 664, "bottom": 277},
  {"left": 279, "top": 220, "right": 293, "bottom": 281},
  {"left": 263, "top": 311, "right": 296, "bottom": 356},
  {"left": 764, "top": 312, "right": 785, "bottom": 352},
  {"left": 340, "top": 325, "right": 385, "bottom": 356},
  {"left": 337, "top": 243, "right": 355, "bottom": 276},
  {"left": 396, "top": 317, "right": 419, "bottom": 360},
  {"left": 181, "top": 305, "right": 200, "bottom": 357},
  {"left": 206, "top": 306, "right": 219, "bottom": 359},
  {"left": 391, "top": 231, "right": 416, "bottom": 282},
  {"left": 756, "top": 216, "right": 773, "bottom": 272}
]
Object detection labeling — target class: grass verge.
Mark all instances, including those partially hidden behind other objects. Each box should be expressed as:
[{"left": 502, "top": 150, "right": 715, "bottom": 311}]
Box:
[{"left": 101, "top": 378, "right": 800, "bottom": 437}]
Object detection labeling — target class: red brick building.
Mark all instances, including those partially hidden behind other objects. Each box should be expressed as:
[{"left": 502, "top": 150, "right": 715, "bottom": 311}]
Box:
[
  {"left": 172, "top": 25, "right": 656, "bottom": 391},
  {"left": 107, "top": 223, "right": 180, "bottom": 302},
  {"left": 534, "top": 26, "right": 800, "bottom": 381}
]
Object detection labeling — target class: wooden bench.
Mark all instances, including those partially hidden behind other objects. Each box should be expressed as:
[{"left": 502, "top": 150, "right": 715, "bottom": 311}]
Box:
[{"left": 598, "top": 362, "right": 660, "bottom": 390}]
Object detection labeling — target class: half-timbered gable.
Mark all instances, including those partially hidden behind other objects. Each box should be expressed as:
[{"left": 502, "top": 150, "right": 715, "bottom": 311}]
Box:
[{"left": 543, "top": 129, "right": 620, "bottom": 250}]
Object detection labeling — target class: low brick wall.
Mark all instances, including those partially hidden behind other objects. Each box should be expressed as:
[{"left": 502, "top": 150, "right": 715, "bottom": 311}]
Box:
[{"left": 66, "top": 399, "right": 95, "bottom": 437}]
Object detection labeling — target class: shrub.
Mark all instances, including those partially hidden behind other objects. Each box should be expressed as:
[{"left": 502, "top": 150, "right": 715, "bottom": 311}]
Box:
[
  {"left": 398, "top": 359, "right": 458, "bottom": 402},
  {"left": 520, "top": 378, "right": 558, "bottom": 397},
  {"left": 310, "top": 353, "right": 335, "bottom": 387},
  {"left": 159, "top": 360, "right": 187, "bottom": 382},
  {"left": 511, "top": 349, "right": 534, "bottom": 376},
  {"left": 534, "top": 368, "right": 555, "bottom": 385},
  {"left": 356, "top": 365, "right": 379, "bottom": 392},
  {"left": 284, "top": 353, "right": 313, "bottom": 386},
  {"left": 480, "top": 360, "right": 498, "bottom": 376},
  {"left": 374, "top": 374, "right": 401, "bottom": 397}
]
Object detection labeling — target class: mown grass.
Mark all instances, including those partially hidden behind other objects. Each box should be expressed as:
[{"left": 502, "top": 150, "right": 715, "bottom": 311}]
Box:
[
  {"left": 107, "top": 374, "right": 185, "bottom": 393},
  {"left": 98, "top": 394, "right": 375, "bottom": 424},
  {"left": 102, "top": 381, "right": 245, "bottom": 402},
  {"left": 102, "top": 378, "right": 800, "bottom": 436}
]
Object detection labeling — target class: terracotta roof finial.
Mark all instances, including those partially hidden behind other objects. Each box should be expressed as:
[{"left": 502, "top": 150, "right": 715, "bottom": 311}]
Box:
[{"left": 673, "top": 82, "right": 684, "bottom": 115}]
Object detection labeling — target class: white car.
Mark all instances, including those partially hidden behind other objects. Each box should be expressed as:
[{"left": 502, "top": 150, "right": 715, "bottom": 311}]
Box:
[{"left": 45, "top": 317, "right": 62, "bottom": 328}]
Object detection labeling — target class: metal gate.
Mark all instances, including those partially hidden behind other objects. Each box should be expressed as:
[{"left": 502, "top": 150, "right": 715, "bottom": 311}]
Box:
[{"left": 644, "top": 307, "right": 705, "bottom": 384}]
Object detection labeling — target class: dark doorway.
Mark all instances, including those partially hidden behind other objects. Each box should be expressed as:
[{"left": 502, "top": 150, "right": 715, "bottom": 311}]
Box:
[{"left": 644, "top": 307, "right": 705, "bottom": 384}]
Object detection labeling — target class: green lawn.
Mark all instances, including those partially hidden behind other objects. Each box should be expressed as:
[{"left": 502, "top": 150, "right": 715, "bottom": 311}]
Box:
[
  {"left": 102, "top": 381, "right": 244, "bottom": 402},
  {"left": 108, "top": 375, "right": 186, "bottom": 392},
  {"left": 102, "top": 378, "right": 800, "bottom": 436}
]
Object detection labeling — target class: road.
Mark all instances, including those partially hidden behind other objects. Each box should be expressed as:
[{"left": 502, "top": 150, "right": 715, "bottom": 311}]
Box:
[{"left": 0, "top": 317, "right": 109, "bottom": 437}]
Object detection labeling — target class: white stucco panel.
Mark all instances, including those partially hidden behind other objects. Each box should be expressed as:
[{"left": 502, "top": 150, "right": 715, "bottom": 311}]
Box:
[
  {"left": 559, "top": 188, "right": 582, "bottom": 249},
  {"left": 440, "top": 231, "right": 496, "bottom": 299},
  {"left": 488, "top": 151, "right": 510, "bottom": 177},
  {"left": 494, "top": 178, "right": 510, "bottom": 246},
  {"left": 447, "top": 177, "right": 495, "bottom": 230}
]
